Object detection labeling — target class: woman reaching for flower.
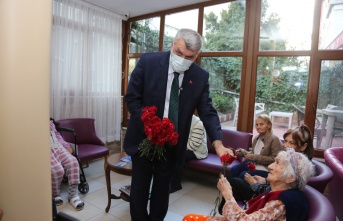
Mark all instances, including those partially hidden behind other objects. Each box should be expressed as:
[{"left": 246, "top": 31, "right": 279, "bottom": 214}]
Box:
[
  {"left": 218, "top": 125, "right": 314, "bottom": 214},
  {"left": 183, "top": 149, "right": 314, "bottom": 221}
]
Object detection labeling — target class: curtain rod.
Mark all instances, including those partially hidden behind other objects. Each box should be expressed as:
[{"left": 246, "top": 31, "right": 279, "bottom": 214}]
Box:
[{"left": 79, "top": 0, "right": 129, "bottom": 20}]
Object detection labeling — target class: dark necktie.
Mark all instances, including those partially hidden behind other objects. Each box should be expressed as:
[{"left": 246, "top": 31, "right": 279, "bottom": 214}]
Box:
[{"left": 168, "top": 72, "right": 180, "bottom": 131}]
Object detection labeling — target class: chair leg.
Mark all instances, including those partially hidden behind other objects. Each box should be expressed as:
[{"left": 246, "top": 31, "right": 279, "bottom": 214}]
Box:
[{"left": 315, "top": 130, "right": 323, "bottom": 149}]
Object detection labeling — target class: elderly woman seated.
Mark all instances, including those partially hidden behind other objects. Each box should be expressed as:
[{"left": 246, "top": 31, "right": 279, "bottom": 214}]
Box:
[
  {"left": 183, "top": 149, "right": 314, "bottom": 221},
  {"left": 218, "top": 125, "right": 314, "bottom": 214}
]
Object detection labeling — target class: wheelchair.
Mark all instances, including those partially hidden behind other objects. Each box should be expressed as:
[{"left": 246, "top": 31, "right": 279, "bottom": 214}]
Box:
[{"left": 50, "top": 118, "right": 89, "bottom": 194}]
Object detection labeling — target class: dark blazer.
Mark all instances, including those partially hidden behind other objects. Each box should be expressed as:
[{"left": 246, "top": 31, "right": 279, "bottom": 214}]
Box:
[{"left": 124, "top": 51, "right": 222, "bottom": 158}]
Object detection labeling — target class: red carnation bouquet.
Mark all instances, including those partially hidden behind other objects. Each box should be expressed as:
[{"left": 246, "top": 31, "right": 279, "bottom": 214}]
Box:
[{"left": 138, "top": 106, "right": 179, "bottom": 161}]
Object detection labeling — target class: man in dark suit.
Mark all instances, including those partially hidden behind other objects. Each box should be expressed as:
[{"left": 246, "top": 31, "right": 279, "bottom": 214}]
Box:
[{"left": 124, "top": 28, "right": 231, "bottom": 221}]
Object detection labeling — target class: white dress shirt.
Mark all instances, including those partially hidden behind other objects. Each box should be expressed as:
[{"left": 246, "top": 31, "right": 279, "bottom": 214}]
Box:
[{"left": 163, "top": 65, "right": 184, "bottom": 118}]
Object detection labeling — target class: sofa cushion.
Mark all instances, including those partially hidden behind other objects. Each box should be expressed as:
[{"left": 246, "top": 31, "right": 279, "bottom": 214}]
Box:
[
  {"left": 186, "top": 154, "right": 242, "bottom": 174},
  {"left": 186, "top": 128, "right": 253, "bottom": 175}
]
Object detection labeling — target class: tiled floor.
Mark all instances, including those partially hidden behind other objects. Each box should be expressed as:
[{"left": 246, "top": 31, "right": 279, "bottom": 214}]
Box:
[{"left": 57, "top": 159, "right": 219, "bottom": 221}]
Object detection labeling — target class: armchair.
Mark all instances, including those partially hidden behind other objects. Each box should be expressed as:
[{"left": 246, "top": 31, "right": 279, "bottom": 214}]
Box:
[
  {"left": 55, "top": 118, "right": 109, "bottom": 193},
  {"left": 324, "top": 147, "right": 343, "bottom": 221},
  {"left": 307, "top": 160, "right": 333, "bottom": 193},
  {"left": 55, "top": 118, "right": 109, "bottom": 163},
  {"left": 304, "top": 185, "right": 336, "bottom": 221}
]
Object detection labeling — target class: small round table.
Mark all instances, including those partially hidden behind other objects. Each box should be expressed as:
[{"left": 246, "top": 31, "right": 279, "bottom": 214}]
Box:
[{"left": 105, "top": 152, "right": 132, "bottom": 213}]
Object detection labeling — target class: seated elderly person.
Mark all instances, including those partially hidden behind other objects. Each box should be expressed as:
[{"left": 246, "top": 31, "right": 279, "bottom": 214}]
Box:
[
  {"left": 183, "top": 149, "right": 314, "bottom": 221},
  {"left": 218, "top": 124, "right": 314, "bottom": 214}
]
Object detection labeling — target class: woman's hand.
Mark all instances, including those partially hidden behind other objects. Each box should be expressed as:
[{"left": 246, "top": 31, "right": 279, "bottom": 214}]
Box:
[
  {"left": 244, "top": 154, "right": 254, "bottom": 161},
  {"left": 217, "top": 174, "right": 233, "bottom": 200},
  {"left": 66, "top": 146, "right": 73, "bottom": 154},
  {"left": 244, "top": 173, "right": 257, "bottom": 185},
  {"left": 235, "top": 148, "right": 242, "bottom": 156},
  {"left": 252, "top": 175, "right": 266, "bottom": 184}
]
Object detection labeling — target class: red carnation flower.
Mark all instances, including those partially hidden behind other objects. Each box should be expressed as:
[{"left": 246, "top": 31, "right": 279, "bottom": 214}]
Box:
[{"left": 247, "top": 163, "right": 256, "bottom": 171}]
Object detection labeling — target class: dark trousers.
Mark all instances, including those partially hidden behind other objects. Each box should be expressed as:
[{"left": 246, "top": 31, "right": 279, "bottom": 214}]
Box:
[
  {"left": 130, "top": 149, "right": 175, "bottom": 221},
  {"left": 229, "top": 163, "right": 268, "bottom": 179},
  {"left": 170, "top": 150, "right": 197, "bottom": 189},
  {"left": 230, "top": 177, "right": 255, "bottom": 201}
]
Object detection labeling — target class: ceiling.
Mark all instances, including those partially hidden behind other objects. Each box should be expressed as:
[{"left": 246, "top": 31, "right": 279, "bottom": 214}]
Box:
[{"left": 84, "top": 0, "right": 211, "bottom": 18}]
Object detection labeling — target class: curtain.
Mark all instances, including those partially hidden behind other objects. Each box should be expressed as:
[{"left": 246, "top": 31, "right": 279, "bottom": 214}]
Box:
[{"left": 50, "top": 0, "right": 123, "bottom": 142}]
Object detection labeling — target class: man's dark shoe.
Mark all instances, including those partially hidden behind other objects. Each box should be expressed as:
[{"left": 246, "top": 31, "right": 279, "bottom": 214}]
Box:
[{"left": 170, "top": 186, "right": 182, "bottom": 193}]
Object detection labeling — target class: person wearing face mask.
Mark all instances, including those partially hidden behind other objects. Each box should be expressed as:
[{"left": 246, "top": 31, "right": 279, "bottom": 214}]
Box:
[{"left": 124, "top": 28, "right": 231, "bottom": 221}]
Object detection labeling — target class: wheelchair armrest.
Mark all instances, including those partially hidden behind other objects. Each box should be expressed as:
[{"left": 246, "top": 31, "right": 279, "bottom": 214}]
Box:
[{"left": 56, "top": 126, "right": 75, "bottom": 134}]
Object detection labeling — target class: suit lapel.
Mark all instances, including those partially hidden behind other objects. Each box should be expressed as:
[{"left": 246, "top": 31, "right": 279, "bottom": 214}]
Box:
[{"left": 179, "top": 68, "right": 194, "bottom": 114}]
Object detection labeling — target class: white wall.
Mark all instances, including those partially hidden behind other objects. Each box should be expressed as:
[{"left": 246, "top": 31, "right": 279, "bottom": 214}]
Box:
[{"left": 0, "top": 0, "right": 52, "bottom": 220}]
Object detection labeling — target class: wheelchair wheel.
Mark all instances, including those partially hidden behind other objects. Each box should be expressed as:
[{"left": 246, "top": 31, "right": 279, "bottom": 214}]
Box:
[{"left": 78, "top": 182, "right": 89, "bottom": 194}]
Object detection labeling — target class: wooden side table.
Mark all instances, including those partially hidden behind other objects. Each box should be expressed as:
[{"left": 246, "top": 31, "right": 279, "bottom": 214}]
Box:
[{"left": 105, "top": 152, "right": 132, "bottom": 213}]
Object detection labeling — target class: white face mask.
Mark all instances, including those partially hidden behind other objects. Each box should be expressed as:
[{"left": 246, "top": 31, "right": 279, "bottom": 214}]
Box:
[{"left": 170, "top": 51, "right": 194, "bottom": 73}]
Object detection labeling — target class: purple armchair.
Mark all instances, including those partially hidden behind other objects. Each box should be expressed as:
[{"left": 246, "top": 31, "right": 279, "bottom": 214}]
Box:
[
  {"left": 186, "top": 128, "right": 253, "bottom": 175},
  {"left": 304, "top": 185, "right": 336, "bottom": 221},
  {"left": 324, "top": 147, "right": 343, "bottom": 221},
  {"left": 307, "top": 160, "right": 333, "bottom": 193},
  {"left": 55, "top": 118, "right": 109, "bottom": 193},
  {"left": 55, "top": 118, "right": 109, "bottom": 163}
]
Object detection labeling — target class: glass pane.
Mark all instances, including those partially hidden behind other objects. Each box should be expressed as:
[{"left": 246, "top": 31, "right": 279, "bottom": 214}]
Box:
[
  {"left": 128, "top": 58, "right": 139, "bottom": 82},
  {"left": 319, "top": 0, "right": 343, "bottom": 50},
  {"left": 317, "top": 60, "right": 343, "bottom": 149},
  {"left": 260, "top": 0, "right": 315, "bottom": 51},
  {"left": 129, "top": 17, "right": 160, "bottom": 53},
  {"left": 163, "top": 9, "right": 199, "bottom": 51},
  {"left": 203, "top": 1, "right": 246, "bottom": 51},
  {"left": 255, "top": 56, "right": 309, "bottom": 138},
  {"left": 201, "top": 57, "right": 242, "bottom": 129}
]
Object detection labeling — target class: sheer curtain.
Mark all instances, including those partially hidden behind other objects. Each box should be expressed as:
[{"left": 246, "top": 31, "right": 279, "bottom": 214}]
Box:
[{"left": 50, "top": 0, "right": 124, "bottom": 142}]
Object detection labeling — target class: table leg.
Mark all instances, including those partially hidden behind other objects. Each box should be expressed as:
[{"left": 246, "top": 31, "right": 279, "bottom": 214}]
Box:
[
  {"left": 323, "top": 116, "right": 336, "bottom": 150},
  {"left": 105, "top": 165, "right": 111, "bottom": 213},
  {"left": 105, "top": 164, "right": 124, "bottom": 212}
]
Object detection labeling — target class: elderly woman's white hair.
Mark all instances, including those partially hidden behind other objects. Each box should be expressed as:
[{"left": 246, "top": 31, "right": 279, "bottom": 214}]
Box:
[{"left": 278, "top": 148, "right": 314, "bottom": 190}]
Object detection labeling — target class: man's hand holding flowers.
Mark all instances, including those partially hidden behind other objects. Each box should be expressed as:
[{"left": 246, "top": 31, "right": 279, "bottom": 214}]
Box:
[{"left": 213, "top": 140, "right": 234, "bottom": 158}]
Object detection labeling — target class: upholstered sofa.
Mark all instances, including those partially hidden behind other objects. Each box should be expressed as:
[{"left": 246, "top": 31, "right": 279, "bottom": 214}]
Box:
[
  {"left": 324, "top": 147, "right": 343, "bottom": 221},
  {"left": 307, "top": 160, "right": 333, "bottom": 193},
  {"left": 186, "top": 128, "right": 253, "bottom": 175},
  {"left": 304, "top": 185, "right": 336, "bottom": 221}
]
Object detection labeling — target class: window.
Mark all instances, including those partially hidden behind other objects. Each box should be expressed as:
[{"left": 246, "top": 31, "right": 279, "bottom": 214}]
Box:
[
  {"left": 123, "top": 0, "right": 343, "bottom": 154},
  {"left": 130, "top": 17, "right": 160, "bottom": 53},
  {"left": 203, "top": 2, "right": 245, "bottom": 51},
  {"left": 163, "top": 9, "right": 199, "bottom": 51}
]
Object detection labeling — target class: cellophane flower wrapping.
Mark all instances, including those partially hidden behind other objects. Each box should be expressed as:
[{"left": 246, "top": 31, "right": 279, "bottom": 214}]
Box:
[{"left": 138, "top": 106, "right": 178, "bottom": 161}]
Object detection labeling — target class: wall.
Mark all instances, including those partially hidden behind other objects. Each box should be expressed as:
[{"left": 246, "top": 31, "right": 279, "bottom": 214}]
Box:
[{"left": 0, "top": 0, "right": 52, "bottom": 220}]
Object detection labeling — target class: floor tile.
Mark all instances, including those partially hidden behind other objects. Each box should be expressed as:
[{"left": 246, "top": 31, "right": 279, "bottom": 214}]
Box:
[{"left": 57, "top": 158, "right": 220, "bottom": 221}]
